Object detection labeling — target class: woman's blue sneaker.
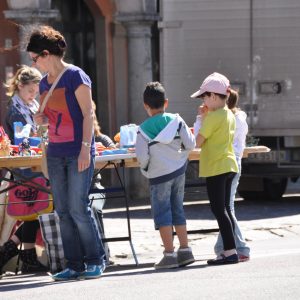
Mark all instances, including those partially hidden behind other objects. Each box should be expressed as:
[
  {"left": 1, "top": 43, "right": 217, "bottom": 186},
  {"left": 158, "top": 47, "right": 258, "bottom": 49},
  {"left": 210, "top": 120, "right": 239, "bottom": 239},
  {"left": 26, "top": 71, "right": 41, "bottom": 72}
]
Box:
[
  {"left": 51, "top": 268, "right": 85, "bottom": 281},
  {"left": 84, "top": 263, "right": 105, "bottom": 279}
]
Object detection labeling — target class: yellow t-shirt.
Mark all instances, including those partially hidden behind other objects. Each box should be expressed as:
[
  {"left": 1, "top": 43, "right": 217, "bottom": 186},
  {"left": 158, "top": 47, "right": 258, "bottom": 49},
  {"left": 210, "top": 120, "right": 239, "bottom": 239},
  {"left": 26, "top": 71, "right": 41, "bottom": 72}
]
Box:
[{"left": 199, "top": 107, "right": 238, "bottom": 177}]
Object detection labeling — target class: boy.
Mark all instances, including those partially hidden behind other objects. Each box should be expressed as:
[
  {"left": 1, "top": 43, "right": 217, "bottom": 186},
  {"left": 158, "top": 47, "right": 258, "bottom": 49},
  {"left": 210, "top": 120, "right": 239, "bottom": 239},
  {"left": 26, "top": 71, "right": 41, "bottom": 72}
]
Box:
[{"left": 135, "top": 82, "right": 196, "bottom": 269}]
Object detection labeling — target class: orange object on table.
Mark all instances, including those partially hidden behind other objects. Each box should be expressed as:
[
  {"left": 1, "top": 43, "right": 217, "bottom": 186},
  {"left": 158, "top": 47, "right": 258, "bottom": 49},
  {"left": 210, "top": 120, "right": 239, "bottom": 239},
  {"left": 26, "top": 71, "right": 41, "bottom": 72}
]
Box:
[{"left": 114, "top": 132, "right": 120, "bottom": 142}]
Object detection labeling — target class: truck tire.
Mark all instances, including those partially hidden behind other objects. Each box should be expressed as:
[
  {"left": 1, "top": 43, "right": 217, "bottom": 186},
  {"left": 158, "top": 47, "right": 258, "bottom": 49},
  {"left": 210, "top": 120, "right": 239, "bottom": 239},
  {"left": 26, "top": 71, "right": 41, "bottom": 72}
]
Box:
[
  {"left": 238, "top": 190, "right": 264, "bottom": 201},
  {"left": 238, "top": 178, "right": 288, "bottom": 201},
  {"left": 262, "top": 178, "right": 288, "bottom": 201}
]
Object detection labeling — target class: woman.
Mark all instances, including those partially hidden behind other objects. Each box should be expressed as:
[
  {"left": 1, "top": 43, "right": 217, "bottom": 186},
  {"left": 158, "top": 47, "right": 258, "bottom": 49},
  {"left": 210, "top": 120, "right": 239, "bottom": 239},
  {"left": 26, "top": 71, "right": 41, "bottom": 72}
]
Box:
[
  {"left": 92, "top": 100, "right": 115, "bottom": 148},
  {"left": 0, "top": 65, "right": 48, "bottom": 275},
  {"left": 26, "top": 25, "right": 105, "bottom": 281},
  {"left": 90, "top": 100, "right": 115, "bottom": 212},
  {"left": 191, "top": 72, "right": 239, "bottom": 265}
]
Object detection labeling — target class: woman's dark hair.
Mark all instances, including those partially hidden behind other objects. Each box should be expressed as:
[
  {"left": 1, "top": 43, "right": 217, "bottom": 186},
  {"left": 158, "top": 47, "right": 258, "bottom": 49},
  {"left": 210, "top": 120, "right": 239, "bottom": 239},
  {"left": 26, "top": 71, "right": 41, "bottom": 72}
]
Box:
[
  {"left": 143, "top": 81, "right": 166, "bottom": 109},
  {"left": 26, "top": 25, "right": 67, "bottom": 57},
  {"left": 92, "top": 100, "right": 101, "bottom": 137}
]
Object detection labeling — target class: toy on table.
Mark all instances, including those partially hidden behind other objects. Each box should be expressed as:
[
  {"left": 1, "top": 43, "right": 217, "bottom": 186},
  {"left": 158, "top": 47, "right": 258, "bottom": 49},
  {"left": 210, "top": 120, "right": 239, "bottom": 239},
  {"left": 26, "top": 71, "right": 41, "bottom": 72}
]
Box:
[
  {"left": 18, "top": 138, "right": 32, "bottom": 156},
  {"left": 0, "top": 126, "right": 11, "bottom": 156},
  {"left": 9, "top": 144, "right": 41, "bottom": 156}
]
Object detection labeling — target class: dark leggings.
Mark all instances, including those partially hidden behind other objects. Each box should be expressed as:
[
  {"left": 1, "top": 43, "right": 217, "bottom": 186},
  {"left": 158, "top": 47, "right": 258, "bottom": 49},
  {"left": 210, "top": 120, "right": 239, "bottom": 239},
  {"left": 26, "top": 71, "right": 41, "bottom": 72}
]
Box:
[
  {"left": 14, "top": 220, "right": 40, "bottom": 243},
  {"left": 206, "top": 172, "right": 236, "bottom": 251}
]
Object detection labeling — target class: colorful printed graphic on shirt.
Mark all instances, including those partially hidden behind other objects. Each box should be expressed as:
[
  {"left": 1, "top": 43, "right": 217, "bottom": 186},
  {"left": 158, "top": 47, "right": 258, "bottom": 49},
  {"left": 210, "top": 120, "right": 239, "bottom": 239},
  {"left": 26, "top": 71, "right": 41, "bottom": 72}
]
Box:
[{"left": 41, "top": 88, "right": 74, "bottom": 143}]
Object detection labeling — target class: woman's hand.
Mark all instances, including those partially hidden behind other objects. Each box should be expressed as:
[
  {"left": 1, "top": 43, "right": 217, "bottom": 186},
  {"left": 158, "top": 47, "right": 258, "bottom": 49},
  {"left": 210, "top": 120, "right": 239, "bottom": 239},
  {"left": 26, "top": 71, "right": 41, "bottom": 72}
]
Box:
[
  {"left": 78, "top": 145, "right": 91, "bottom": 172},
  {"left": 34, "top": 113, "right": 48, "bottom": 126}
]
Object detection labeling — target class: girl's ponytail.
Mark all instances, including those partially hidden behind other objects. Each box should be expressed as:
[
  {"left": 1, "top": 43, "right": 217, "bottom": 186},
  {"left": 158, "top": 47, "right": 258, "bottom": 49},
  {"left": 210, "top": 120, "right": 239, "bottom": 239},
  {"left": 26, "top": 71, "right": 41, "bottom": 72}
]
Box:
[{"left": 227, "top": 88, "right": 239, "bottom": 112}]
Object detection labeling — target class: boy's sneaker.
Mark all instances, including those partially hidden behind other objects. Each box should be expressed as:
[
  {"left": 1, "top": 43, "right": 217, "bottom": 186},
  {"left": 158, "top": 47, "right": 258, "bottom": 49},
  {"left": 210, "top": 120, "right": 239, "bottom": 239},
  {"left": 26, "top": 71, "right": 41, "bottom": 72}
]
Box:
[
  {"left": 154, "top": 252, "right": 178, "bottom": 270},
  {"left": 84, "top": 264, "right": 105, "bottom": 279},
  {"left": 51, "top": 268, "right": 85, "bottom": 281},
  {"left": 177, "top": 247, "right": 195, "bottom": 267}
]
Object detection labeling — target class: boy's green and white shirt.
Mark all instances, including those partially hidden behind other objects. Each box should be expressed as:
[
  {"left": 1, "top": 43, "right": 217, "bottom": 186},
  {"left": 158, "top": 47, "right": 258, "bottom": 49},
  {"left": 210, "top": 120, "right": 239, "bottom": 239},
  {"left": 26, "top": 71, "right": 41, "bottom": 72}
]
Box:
[{"left": 136, "top": 113, "right": 195, "bottom": 185}]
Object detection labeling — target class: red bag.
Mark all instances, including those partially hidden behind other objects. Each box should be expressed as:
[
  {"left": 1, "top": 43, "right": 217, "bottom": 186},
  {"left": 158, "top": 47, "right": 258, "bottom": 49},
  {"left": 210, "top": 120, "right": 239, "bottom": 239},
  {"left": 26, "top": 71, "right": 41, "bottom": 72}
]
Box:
[{"left": 7, "top": 177, "right": 53, "bottom": 221}]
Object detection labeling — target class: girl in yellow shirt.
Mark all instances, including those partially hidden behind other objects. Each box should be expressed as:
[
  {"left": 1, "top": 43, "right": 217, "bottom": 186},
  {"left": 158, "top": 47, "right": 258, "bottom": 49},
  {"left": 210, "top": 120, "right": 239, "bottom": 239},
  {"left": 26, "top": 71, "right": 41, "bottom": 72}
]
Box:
[{"left": 191, "top": 72, "right": 239, "bottom": 265}]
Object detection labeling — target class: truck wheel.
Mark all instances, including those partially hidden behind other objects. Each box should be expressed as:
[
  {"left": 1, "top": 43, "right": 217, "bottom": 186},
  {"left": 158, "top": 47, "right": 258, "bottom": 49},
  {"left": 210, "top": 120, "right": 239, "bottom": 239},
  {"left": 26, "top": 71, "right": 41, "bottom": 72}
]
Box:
[
  {"left": 238, "top": 178, "right": 288, "bottom": 201},
  {"left": 262, "top": 178, "right": 288, "bottom": 201},
  {"left": 238, "top": 190, "right": 265, "bottom": 201}
]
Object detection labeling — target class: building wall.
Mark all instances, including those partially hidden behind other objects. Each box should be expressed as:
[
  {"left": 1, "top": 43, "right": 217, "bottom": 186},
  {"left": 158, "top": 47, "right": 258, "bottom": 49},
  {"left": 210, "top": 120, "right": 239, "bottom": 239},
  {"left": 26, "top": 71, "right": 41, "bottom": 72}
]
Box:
[
  {"left": 113, "top": 23, "right": 129, "bottom": 132},
  {"left": 0, "top": 0, "right": 20, "bottom": 126}
]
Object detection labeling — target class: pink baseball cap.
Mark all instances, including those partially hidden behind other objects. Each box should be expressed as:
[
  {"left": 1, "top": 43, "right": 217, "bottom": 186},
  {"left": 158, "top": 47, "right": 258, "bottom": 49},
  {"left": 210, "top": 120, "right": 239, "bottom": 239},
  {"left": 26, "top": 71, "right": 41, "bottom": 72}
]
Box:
[{"left": 190, "top": 72, "right": 230, "bottom": 98}]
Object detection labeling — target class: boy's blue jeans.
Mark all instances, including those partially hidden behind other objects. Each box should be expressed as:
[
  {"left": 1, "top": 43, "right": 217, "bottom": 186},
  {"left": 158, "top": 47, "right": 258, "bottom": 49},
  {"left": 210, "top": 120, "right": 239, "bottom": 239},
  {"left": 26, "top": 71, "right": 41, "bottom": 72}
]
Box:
[
  {"left": 214, "top": 158, "right": 250, "bottom": 257},
  {"left": 47, "top": 156, "right": 105, "bottom": 272},
  {"left": 150, "top": 173, "right": 187, "bottom": 230}
]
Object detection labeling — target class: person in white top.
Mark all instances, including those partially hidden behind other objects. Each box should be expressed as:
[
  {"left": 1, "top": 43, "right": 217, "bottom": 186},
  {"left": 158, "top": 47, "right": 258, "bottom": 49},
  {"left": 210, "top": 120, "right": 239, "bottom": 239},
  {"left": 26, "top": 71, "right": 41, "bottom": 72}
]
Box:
[{"left": 213, "top": 89, "right": 250, "bottom": 262}]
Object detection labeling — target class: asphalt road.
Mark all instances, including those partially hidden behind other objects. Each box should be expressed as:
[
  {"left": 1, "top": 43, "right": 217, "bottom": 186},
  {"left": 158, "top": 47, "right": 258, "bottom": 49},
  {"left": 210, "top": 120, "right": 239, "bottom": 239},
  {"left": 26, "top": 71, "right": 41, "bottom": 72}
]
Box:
[{"left": 1, "top": 184, "right": 300, "bottom": 300}]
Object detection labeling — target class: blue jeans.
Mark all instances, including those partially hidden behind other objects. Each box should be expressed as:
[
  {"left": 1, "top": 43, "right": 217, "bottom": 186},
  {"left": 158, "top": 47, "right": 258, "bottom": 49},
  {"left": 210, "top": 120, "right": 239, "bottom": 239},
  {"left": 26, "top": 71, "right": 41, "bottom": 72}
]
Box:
[
  {"left": 214, "top": 158, "right": 250, "bottom": 256},
  {"left": 150, "top": 173, "right": 187, "bottom": 230},
  {"left": 47, "top": 156, "right": 105, "bottom": 272}
]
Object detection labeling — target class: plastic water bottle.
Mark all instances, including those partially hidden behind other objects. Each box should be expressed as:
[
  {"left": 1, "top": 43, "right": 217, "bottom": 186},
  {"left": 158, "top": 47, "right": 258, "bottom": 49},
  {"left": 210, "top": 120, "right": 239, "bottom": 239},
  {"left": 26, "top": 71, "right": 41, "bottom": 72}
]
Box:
[{"left": 120, "top": 124, "right": 138, "bottom": 148}]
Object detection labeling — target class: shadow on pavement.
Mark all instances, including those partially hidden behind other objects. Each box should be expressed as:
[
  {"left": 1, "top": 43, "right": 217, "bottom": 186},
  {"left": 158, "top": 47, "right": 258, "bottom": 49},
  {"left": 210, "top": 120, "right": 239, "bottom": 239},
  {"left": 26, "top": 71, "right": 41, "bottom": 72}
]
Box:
[
  {"left": 103, "top": 260, "right": 208, "bottom": 277},
  {"left": 0, "top": 272, "right": 57, "bottom": 291},
  {"left": 103, "top": 195, "right": 300, "bottom": 221},
  {"left": 0, "top": 262, "right": 209, "bottom": 290}
]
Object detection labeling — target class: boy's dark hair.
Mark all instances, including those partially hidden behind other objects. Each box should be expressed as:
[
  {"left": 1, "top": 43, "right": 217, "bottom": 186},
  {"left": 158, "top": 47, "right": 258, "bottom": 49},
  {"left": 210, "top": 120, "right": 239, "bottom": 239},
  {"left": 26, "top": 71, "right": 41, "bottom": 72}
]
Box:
[{"left": 143, "top": 82, "right": 166, "bottom": 109}]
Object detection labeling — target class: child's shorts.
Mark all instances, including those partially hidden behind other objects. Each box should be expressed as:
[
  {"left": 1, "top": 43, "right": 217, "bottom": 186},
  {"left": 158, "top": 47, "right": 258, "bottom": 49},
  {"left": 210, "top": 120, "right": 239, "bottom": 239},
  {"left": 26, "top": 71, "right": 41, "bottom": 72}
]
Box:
[{"left": 150, "top": 173, "right": 187, "bottom": 230}]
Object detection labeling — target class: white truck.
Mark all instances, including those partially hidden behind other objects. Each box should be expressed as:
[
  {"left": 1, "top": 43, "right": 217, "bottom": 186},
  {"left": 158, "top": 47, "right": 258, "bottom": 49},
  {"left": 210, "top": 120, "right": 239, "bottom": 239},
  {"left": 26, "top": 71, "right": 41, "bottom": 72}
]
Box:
[{"left": 159, "top": 0, "right": 300, "bottom": 200}]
